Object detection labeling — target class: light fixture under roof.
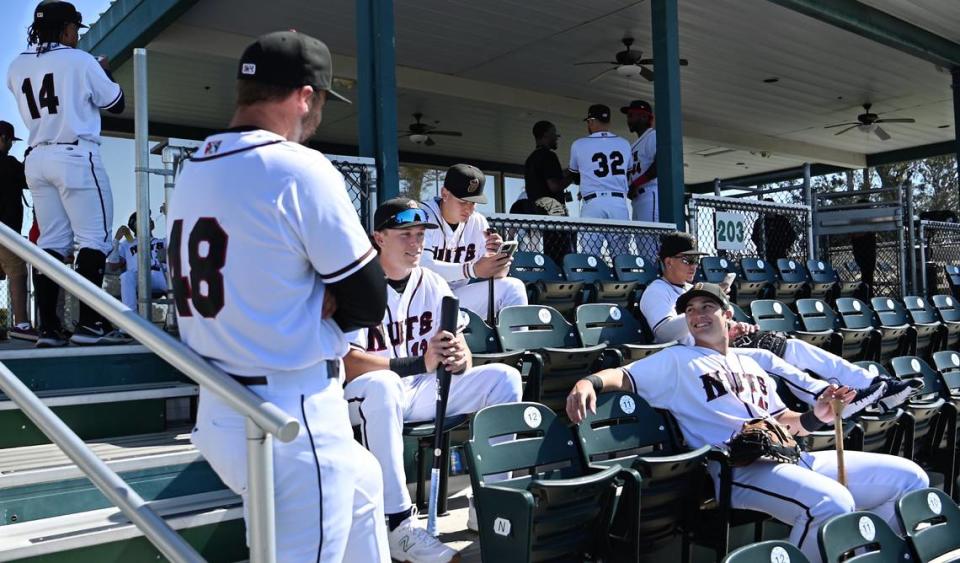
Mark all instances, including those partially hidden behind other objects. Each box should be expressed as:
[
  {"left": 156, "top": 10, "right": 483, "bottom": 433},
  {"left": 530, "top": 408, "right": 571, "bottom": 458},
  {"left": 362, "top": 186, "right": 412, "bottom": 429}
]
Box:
[
  {"left": 616, "top": 64, "right": 643, "bottom": 78},
  {"left": 408, "top": 133, "right": 429, "bottom": 144}
]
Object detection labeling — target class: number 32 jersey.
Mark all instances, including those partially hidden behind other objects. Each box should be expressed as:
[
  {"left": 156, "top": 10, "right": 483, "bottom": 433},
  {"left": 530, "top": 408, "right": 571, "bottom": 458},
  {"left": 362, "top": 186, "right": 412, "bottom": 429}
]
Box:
[
  {"left": 7, "top": 44, "right": 122, "bottom": 146},
  {"left": 568, "top": 131, "right": 633, "bottom": 197},
  {"left": 168, "top": 129, "right": 376, "bottom": 375}
]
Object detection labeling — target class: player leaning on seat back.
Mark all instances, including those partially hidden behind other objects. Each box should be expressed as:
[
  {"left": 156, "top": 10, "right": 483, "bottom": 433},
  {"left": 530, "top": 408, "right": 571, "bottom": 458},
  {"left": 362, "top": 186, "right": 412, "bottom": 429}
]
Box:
[
  {"left": 568, "top": 283, "right": 928, "bottom": 563},
  {"left": 638, "top": 232, "right": 919, "bottom": 413},
  {"left": 344, "top": 198, "right": 522, "bottom": 563},
  {"left": 419, "top": 163, "right": 528, "bottom": 319}
]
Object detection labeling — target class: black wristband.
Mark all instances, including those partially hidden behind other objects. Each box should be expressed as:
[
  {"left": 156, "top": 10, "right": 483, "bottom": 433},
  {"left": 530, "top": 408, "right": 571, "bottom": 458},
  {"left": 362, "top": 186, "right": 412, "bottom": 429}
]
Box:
[
  {"left": 800, "top": 410, "right": 826, "bottom": 433},
  {"left": 389, "top": 356, "right": 428, "bottom": 378},
  {"left": 584, "top": 374, "right": 604, "bottom": 393}
]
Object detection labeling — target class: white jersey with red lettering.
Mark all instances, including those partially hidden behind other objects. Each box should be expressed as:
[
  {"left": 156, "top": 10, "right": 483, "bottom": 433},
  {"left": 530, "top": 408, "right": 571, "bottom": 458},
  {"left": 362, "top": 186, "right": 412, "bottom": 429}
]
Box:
[
  {"left": 419, "top": 196, "right": 488, "bottom": 291},
  {"left": 118, "top": 237, "right": 165, "bottom": 273},
  {"left": 629, "top": 128, "right": 658, "bottom": 222}
]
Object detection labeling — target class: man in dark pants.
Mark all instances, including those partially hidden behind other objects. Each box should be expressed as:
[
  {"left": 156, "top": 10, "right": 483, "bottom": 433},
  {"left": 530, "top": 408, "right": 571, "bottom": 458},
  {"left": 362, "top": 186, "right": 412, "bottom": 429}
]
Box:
[
  {"left": 0, "top": 121, "right": 35, "bottom": 340},
  {"left": 851, "top": 231, "right": 877, "bottom": 297},
  {"left": 524, "top": 121, "right": 572, "bottom": 265}
]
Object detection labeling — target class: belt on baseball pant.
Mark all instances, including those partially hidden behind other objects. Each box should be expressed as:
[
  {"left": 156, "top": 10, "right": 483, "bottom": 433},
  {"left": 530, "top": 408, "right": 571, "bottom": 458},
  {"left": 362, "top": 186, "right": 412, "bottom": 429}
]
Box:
[
  {"left": 229, "top": 359, "right": 340, "bottom": 386},
  {"left": 582, "top": 192, "right": 625, "bottom": 202}
]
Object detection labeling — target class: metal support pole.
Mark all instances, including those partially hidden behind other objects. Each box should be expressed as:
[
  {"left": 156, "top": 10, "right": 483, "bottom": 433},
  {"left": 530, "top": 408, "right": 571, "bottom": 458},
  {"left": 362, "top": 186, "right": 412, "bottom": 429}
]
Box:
[
  {"left": 803, "top": 163, "right": 815, "bottom": 259},
  {"left": 133, "top": 48, "right": 151, "bottom": 319},
  {"left": 896, "top": 184, "right": 908, "bottom": 297},
  {"left": 652, "top": 0, "right": 686, "bottom": 230},
  {"left": 246, "top": 418, "right": 277, "bottom": 563},
  {"left": 713, "top": 178, "right": 722, "bottom": 196},
  {"left": 905, "top": 182, "right": 917, "bottom": 294},
  {"left": 919, "top": 222, "right": 929, "bottom": 296},
  {"left": 688, "top": 197, "right": 698, "bottom": 238},
  {"left": 0, "top": 362, "right": 203, "bottom": 563},
  {"left": 952, "top": 68, "right": 960, "bottom": 205}
]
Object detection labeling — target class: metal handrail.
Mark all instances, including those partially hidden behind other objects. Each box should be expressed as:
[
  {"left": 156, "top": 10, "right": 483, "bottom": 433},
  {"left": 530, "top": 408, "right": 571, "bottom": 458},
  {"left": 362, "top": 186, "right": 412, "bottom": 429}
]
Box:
[{"left": 0, "top": 220, "right": 298, "bottom": 562}]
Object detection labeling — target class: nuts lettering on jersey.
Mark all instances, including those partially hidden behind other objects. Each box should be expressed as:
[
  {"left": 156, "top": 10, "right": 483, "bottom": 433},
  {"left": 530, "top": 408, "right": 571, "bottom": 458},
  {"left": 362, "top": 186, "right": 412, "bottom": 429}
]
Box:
[
  {"left": 431, "top": 244, "right": 476, "bottom": 263},
  {"left": 700, "top": 370, "right": 768, "bottom": 410},
  {"left": 366, "top": 312, "right": 435, "bottom": 353}
]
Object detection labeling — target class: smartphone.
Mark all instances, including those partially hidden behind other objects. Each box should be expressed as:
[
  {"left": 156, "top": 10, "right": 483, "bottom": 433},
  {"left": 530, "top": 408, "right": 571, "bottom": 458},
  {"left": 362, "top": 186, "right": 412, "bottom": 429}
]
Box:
[{"left": 497, "top": 240, "right": 519, "bottom": 257}]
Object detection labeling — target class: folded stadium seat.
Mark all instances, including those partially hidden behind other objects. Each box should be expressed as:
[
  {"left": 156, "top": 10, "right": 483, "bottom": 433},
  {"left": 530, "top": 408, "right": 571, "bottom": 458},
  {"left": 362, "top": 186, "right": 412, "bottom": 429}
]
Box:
[
  {"left": 896, "top": 488, "right": 960, "bottom": 563},
  {"left": 740, "top": 258, "right": 805, "bottom": 306},
  {"left": 931, "top": 350, "right": 960, "bottom": 406},
  {"left": 465, "top": 402, "right": 623, "bottom": 563},
  {"left": 612, "top": 254, "right": 659, "bottom": 307},
  {"left": 497, "top": 305, "right": 606, "bottom": 412},
  {"left": 798, "top": 298, "right": 874, "bottom": 362},
  {"left": 818, "top": 511, "right": 911, "bottom": 563},
  {"left": 733, "top": 258, "right": 774, "bottom": 309},
  {"left": 944, "top": 265, "right": 960, "bottom": 299},
  {"left": 835, "top": 298, "right": 891, "bottom": 364},
  {"left": 722, "top": 541, "right": 809, "bottom": 563},
  {"left": 699, "top": 256, "right": 740, "bottom": 304},
  {"left": 573, "top": 391, "right": 711, "bottom": 560},
  {"left": 731, "top": 303, "right": 754, "bottom": 325},
  {"left": 562, "top": 253, "right": 636, "bottom": 308},
  {"left": 805, "top": 259, "right": 840, "bottom": 302},
  {"left": 904, "top": 295, "right": 952, "bottom": 355},
  {"left": 510, "top": 251, "right": 583, "bottom": 319},
  {"left": 575, "top": 303, "right": 674, "bottom": 364},
  {"left": 460, "top": 307, "right": 535, "bottom": 375},
  {"left": 873, "top": 297, "right": 941, "bottom": 360},
  {"left": 890, "top": 356, "right": 958, "bottom": 495},
  {"left": 931, "top": 294, "right": 960, "bottom": 351},
  {"left": 842, "top": 298, "right": 911, "bottom": 366},
  {"left": 749, "top": 299, "right": 834, "bottom": 351},
  {"left": 776, "top": 258, "right": 811, "bottom": 299}
]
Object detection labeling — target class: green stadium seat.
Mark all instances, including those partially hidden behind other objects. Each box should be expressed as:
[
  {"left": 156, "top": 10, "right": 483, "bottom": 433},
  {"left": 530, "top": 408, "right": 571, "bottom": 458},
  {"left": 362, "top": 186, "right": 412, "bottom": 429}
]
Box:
[
  {"left": 873, "top": 297, "right": 940, "bottom": 360},
  {"left": 722, "top": 540, "right": 809, "bottom": 563},
  {"left": 742, "top": 257, "right": 805, "bottom": 306},
  {"left": 796, "top": 298, "right": 867, "bottom": 361},
  {"left": 944, "top": 265, "right": 960, "bottom": 300},
  {"left": 575, "top": 303, "right": 674, "bottom": 363},
  {"left": 835, "top": 298, "right": 885, "bottom": 363},
  {"left": 896, "top": 488, "right": 960, "bottom": 563},
  {"left": 749, "top": 299, "right": 834, "bottom": 351},
  {"left": 818, "top": 511, "right": 911, "bottom": 562},
  {"left": 905, "top": 295, "right": 951, "bottom": 356},
  {"left": 465, "top": 402, "right": 622, "bottom": 563},
  {"left": 699, "top": 257, "right": 740, "bottom": 304},
  {"left": 734, "top": 258, "right": 774, "bottom": 309},
  {"left": 931, "top": 295, "right": 960, "bottom": 351},
  {"left": 563, "top": 253, "right": 636, "bottom": 308},
  {"left": 931, "top": 350, "right": 960, "bottom": 405},
  {"left": 510, "top": 251, "right": 583, "bottom": 319},
  {"left": 805, "top": 259, "right": 841, "bottom": 302},
  {"left": 613, "top": 254, "right": 659, "bottom": 289}
]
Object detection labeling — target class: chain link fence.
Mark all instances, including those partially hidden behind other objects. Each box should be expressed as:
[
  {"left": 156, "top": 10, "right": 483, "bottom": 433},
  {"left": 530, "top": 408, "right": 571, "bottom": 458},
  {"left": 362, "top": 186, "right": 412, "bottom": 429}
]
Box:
[
  {"left": 486, "top": 214, "right": 677, "bottom": 267},
  {"left": 688, "top": 195, "right": 811, "bottom": 263},
  {"left": 331, "top": 157, "right": 377, "bottom": 231},
  {"left": 819, "top": 237, "right": 903, "bottom": 298},
  {"left": 918, "top": 221, "right": 960, "bottom": 297}
]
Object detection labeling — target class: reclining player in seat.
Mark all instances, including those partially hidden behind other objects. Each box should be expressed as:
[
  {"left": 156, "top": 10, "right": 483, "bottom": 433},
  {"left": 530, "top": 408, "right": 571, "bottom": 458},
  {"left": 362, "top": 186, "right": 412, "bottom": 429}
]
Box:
[
  {"left": 567, "top": 283, "right": 928, "bottom": 563},
  {"left": 639, "top": 232, "right": 919, "bottom": 414},
  {"left": 343, "top": 198, "right": 523, "bottom": 563}
]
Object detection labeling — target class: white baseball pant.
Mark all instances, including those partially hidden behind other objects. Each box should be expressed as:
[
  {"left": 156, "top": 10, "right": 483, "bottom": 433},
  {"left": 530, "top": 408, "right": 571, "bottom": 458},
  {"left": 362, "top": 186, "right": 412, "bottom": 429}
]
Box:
[
  {"left": 783, "top": 339, "right": 876, "bottom": 389},
  {"left": 710, "top": 450, "right": 927, "bottom": 563},
  {"left": 453, "top": 277, "right": 527, "bottom": 320},
  {"left": 192, "top": 361, "right": 390, "bottom": 562},
  {"left": 345, "top": 363, "right": 523, "bottom": 514},
  {"left": 25, "top": 143, "right": 113, "bottom": 255},
  {"left": 580, "top": 194, "right": 631, "bottom": 257},
  {"left": 630, "top": 184, "right": 658, "bottom": 222},
  {"left": 119, "top": 269, "right": 168, "bottom": 310}
]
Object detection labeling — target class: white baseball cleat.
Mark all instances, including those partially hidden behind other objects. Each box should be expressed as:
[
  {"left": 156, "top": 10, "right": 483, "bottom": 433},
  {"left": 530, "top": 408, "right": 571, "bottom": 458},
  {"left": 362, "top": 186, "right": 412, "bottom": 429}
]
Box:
[{"left": 387, "top": 509, "right": 460, "bottom": 563}]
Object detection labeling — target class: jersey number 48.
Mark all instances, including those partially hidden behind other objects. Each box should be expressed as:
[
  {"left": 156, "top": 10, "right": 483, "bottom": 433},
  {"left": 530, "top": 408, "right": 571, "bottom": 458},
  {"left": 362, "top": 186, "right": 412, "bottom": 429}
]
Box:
[{"left": 168, "top": 218, "right": 228, "bottom": 318}]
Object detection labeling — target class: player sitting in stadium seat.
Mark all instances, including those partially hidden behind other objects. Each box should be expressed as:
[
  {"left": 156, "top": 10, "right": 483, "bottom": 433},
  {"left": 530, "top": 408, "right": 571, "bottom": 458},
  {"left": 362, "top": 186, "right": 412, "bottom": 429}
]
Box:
[
  {"left": 567, "top": 283, "right": 928, "bottom": 563},
  {"left": 640, "top": 232, "right": 920, "bottom": 413},
  {"left": 419, "top": 163, "right": 528, "bottom": 319},
  {"left": 106, "top": 212, "right": 167, "bottom": 326},
  {"left": 344, "top": 198, "right": 523, "bottom": 563}
]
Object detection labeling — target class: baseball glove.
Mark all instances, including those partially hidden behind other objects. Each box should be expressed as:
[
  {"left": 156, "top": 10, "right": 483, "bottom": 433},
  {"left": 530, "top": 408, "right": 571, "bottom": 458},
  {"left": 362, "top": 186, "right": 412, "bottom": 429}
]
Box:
[
  {"left": 726, "top": 418, "right": 801, "bottom": 467},
  {"left": 733, "top": 330, "right": 789, "bottom": 358}
]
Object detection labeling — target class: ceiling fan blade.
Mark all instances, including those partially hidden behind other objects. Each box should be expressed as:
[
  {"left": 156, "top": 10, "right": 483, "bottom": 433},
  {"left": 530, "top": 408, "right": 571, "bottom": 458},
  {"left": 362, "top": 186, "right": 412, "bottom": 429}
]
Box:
[
  {"left": 398, "top": 132, "right": 412, "bottom": 137},
  {"left": 678, "top": 58, "right": 689, "bottom": 66},
  {"left": 424, "top": 138, "right": 436, "bottom": 146},
  {"left": 639, "top": 65, "right": 655, "bottom": 82},
  {"left": 429, "top": 130, "right": 463, "bottom": 137},
  {"left": 824, "top": 122, "right": 860, "bottom": 129},
  {"left": 833, "top": 124, "right": 860, "bottom": 136},
  {"left": 875, "top": 118, "right": 915, "bottom": 124},
  {"left": 588, "top": 67, "right": 616, "bottom": 83},
  {"left": 574, "top": 61, "right": 618, "bottom": 66},
  {"left": 874, "top": 126, "right": 891, "bottom": 141},
  {"left": 637, "top": 58, "right": 654, "bottom": 65}
]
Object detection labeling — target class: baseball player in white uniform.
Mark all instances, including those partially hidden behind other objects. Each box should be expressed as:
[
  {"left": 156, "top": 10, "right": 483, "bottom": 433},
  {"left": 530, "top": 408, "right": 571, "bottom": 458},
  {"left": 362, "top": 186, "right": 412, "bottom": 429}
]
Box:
[
  {"left": 344, "top": 198, "right": 522, "bottom": 562},
  {"left": 568, "top": 104, "right": 633, "bottom": 256},
  {"left": 420, "top": 163, "right": 527, "bottom": 319},
  {"left": 170, "top": 31, "right": 389, "bottom": 562},
  {"left": 107, "top": 212, "right": 167, "bottom": 314},
  {"left": 622, "top": 100, "right": 658, "bottom": 222},
  {"left": 639, "top": 233, "right": 919, "bottom": 411},
  {"left": 7, "top": 0, "right": 126, "bottom": 347},
  {"left": 568, "top": 283, "right": 928, "bottom": 563}
]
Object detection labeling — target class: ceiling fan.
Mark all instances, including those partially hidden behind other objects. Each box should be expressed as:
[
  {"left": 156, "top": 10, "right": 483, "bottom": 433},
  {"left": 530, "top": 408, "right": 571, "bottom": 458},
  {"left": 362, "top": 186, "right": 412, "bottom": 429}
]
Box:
[
  {"left": 399, "top": 113, "right": 463, "bottom": 146},
  {"left": 824, "top": 103, "right": 915, "bottom": 141},
  {"left": 574, "top": 36, "right": 688, "bottom": 83}
]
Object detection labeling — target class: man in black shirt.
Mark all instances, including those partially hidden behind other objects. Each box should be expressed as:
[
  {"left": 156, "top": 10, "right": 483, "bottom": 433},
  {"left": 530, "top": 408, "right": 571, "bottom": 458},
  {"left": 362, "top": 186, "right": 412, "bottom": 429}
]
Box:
[
  {"left": 0, "top": 121, "right": 35, "bottom": 340},
  {"left": 523, "top": 121, "right": 572, "bottom": 264}
]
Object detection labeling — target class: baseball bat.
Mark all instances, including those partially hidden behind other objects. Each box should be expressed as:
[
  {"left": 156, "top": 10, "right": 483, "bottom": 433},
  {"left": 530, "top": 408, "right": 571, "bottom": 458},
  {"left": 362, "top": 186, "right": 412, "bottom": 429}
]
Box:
[
  {"left": 831, "top": 398, "right": 847, "bottom": 487},
  {"left": 426, "top": 295, "right": 461, "bottom": 537},
  {"left": 487, "top": 228, "right": 497, "bottom": 325}
]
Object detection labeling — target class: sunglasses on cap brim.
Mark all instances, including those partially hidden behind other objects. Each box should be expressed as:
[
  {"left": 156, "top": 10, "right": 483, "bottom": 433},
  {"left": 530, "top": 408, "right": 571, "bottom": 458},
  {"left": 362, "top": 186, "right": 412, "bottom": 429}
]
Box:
[{"left": 375, "top": 208, "right": 437, "bottom": 230}]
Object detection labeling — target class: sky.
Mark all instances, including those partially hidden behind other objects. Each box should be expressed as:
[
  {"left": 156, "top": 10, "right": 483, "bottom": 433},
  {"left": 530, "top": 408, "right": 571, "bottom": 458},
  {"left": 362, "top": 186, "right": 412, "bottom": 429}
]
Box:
[{"left": 1, "top": 0, "right": 170, "bottom": 236}]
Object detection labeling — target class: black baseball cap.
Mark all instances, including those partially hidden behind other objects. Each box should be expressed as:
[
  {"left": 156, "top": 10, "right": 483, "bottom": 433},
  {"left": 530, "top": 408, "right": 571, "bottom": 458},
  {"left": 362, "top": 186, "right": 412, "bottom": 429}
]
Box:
[
  {"left": 442, "top": 164, "right": 487, "bottom": 204},
  {"left": 237, "top": 31, "right": 350, "bottom": 103},
  {"left": 34, "top": 1, "right": 86, "bottom": 28},
  {"left": 659, "top": 232, "right": 707, "bottom": 260},
  {"left": 676, "top": 282, "right": 730, "bottom": 313},
  {"left": 584, "top": 104, "right": 611, "bottom": 123},
  {"left": 0, "top": 121, "right": 21, "bottom": 141},
  {"left": 621, "top": 100, "right": 653, "bottom": 114},
  {"left": 374, "top": 198, "right": 438, "bottom": 231}
]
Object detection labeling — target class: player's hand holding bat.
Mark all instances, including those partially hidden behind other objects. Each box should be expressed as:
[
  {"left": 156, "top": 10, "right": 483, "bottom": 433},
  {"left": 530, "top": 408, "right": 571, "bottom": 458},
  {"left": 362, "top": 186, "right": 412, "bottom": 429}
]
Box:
[
  {"left": 566, "top": 379, "right": 597, "bottom": 423},
  {"left": 424, "top": 330, "right": 468, "bottom": 374},
  {"left": 813, "top": 384, "right": 855, "bottom": 423}
]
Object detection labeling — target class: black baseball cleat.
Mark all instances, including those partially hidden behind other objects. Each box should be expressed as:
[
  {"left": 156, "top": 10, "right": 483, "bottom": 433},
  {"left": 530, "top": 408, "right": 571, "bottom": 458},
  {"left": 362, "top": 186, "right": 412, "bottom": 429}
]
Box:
[
  {"left": 36, "top": 328, "right": 69, "bottom": 348},
  {"left": 879, "top": 378, "right": 924, "bottom": 411},
  {"left": 842, "top": 381, "right": 887, "bottom": 418},
  {"left": 69, "top": 322, "right": 131, "bottom": 346}
]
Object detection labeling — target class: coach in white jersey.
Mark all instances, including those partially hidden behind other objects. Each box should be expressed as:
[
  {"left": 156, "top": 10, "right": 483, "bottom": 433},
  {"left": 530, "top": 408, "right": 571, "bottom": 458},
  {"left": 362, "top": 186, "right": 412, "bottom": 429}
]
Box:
[
  {"left": 170, "top": 32, "right": 389, "bottom": 562},
  {"left": 420, "top": 163, "right": 527, "bottom": 319},
  {"left": 107, "top": 212, "right": 166, "bottom": 316},
  {"left": 7, "top": 1, "right": 126, "bottom": 347},
  {"left": 568, "top": 104, "right": 633, "bottom": 256},
  {"left": 569, "top": 283, "right": 927, "bottom": 562},
  {"left": 638, "top": 232, "right": 920, "bottom": 413},
  {"left": 622, "top": 100, "right": 658, "bottom": 222}
]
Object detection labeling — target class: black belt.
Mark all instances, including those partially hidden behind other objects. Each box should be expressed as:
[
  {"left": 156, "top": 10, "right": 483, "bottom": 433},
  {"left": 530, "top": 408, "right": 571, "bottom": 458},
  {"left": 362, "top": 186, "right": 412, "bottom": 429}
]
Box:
[
  {"left": 582, "top": 192, "right": 625, "bottom": 202},
  {"left": 229, "top": 360, "right": 340, "bottom": 387},
  {"left": 25, "top": 140, "right": 79, "bottom": 158}
]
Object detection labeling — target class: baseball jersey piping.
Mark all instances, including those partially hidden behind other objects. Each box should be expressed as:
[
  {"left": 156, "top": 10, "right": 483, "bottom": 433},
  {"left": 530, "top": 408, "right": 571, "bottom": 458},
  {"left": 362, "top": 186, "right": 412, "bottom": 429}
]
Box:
[
  {"left": 299, "top": 395, "right": 324, "bottom": 562},
  {"left": 20, "top": 46, "right": 72, "bottom": 55},
  {"left": 317, "top": 246, "right": 376, "bottom": 282},
  {"left": 730, "top": 480, "right": 813, "bottom": 546},
  {"left": 188, "top": 140, "right": 284, "bottom": 162},
  {"left": 99, "top": 88, "right": 123, "bottom": 110},
  {"left": 87, "top": 153, "right": 109, "bottom": 242}
]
